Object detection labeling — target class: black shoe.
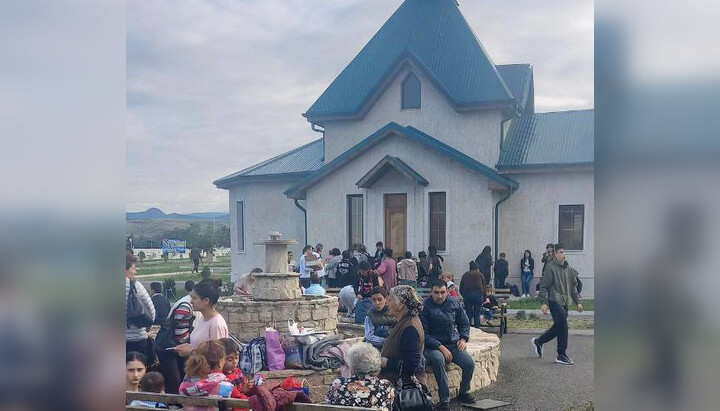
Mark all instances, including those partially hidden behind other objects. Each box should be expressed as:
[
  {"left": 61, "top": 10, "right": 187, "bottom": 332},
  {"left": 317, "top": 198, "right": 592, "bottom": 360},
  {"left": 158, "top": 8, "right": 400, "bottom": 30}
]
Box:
[
  {"left": 531, "top": 337, "right": 543, "bottom": 358},
  {"left": 437, "top": 401, "right": 451, "bottom": 411},
  {"left": 556, "top": 354, "right": 574, "bottom": 365},
  {"left": 457, "top": 393, "right": 476, "bottom": 404}
]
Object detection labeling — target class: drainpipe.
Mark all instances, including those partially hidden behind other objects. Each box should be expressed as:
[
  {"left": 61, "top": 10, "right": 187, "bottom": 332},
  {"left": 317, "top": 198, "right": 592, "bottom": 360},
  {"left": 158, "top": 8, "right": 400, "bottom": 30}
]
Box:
[
  {"left": 293, "top": 199, "right": 308, "bottom": 246},
  {"left": 311, "top": 122, "right": 325, "bottom": 160},
  {"left": 494, "top": 186, "right": 515, "bottom": 263}
]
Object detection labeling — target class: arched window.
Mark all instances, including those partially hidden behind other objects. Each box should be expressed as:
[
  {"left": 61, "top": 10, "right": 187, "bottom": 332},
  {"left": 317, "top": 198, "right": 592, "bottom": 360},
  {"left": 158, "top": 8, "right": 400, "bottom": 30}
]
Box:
[{"left": 401, "top": 73, "right": 421, "bottom": 109}]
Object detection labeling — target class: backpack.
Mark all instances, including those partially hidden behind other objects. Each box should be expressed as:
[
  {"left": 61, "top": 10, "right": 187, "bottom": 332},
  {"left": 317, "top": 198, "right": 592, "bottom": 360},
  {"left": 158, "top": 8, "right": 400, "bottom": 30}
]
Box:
[
  {"left": 510, "top": 284, "right": 520, "bottom": 297},
  {"left": 240, "top": 337, "right": 267, "bottom": 374},
  {"left": 127, "top": 280, "right": 153, "bottom": 328},
  {"left": 155, "top": 301, "right": 194, "bottom": 349},
  {"left": 576, "top": 277, "right": 583, "bottom": 294}
]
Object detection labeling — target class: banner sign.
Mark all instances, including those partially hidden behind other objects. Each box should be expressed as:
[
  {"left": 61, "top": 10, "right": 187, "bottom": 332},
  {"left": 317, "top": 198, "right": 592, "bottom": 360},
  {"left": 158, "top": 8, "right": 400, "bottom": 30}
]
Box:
[{"left": 162, "top": 239, "right": 187, "bottom": 255}]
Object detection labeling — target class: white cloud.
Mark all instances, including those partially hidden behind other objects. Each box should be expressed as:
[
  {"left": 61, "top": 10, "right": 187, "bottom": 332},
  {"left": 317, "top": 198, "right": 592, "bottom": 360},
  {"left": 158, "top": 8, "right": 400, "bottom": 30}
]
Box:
[{"left": 126, "top": 0, "right": 594, "bottom": 214}]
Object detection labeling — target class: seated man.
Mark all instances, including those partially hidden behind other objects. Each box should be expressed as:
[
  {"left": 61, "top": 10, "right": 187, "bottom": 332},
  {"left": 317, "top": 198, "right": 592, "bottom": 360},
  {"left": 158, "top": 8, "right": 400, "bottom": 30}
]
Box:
[
  {"left": 420, "top": 281, "right": 476, "bottom": 409},
  {"left": 303, "top": 272, "right": 327, "bottom": 296},
  {"left": 363, "top": 287, "right": 396, "bottom": 349}
]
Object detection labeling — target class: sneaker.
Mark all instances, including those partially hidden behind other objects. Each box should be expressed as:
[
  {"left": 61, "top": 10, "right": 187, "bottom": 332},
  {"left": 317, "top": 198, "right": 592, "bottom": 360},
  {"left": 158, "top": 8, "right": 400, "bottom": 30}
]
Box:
[
  {"left": 531, "top": 337, "right": 543, "bottom": 358},
  {"left": 556, "top": 354, "right": 574, "bottom": 365},
  {"left": 457, "top": 393, "right": 476, "bottom": 404},
  {"left": 437, "top": 401, "right": 451, "bottom": 411}
]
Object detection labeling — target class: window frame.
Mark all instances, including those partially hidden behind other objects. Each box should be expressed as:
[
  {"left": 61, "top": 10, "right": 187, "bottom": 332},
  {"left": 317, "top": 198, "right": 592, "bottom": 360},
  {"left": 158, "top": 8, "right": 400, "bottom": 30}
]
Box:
[
  {"left": 401, "top": 72, "right": 421, "bottom": 110},
  {"left": 347, "top": 194, "right": 364, "bottom": 249},
  {"left": 236, "top": 200, "right": 245, "bottom": 253},
  {"left": 557, "top": 204, "right": 585, "bottom": 251},
  {"left": 428, "top": 191, "right": 447, "bottom": 253}
]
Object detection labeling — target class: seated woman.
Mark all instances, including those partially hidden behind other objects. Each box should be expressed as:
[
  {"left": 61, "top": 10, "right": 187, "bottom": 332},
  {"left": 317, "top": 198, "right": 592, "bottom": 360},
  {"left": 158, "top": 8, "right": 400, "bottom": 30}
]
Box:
[
  {"left": 379, "top": 285, "right": 426, "bottom": 385},
  {"left": 326, "top": 342, "right": 395, "bottom": 411}
]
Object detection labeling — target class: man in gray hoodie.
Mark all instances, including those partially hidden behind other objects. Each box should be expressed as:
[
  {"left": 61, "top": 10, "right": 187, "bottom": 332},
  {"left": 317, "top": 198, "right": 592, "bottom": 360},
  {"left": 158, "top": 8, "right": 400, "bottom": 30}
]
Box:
[{"left": 531, "top": 243, "right": 583, "bottom": 365}]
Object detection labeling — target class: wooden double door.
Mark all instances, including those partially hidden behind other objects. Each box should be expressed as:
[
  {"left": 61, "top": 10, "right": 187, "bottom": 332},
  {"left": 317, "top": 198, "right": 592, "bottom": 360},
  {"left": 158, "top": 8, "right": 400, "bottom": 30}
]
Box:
[{"left": 384, "top": 194, "right": 407, "bottom": 257}]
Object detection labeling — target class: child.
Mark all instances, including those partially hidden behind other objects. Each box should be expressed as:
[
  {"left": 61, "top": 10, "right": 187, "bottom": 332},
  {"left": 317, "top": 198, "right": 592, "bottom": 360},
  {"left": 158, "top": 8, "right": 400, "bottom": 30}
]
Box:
[
  {"left": 303, "top": 272, "right": 327, "bottom": 296},
  {"left": 417, "top": 251, "right": 429, "bottom": 287},
  {"left": 441, "top": 272, "right": 459, "bottom": 298},
  {"left": 364, "top": 287, "right": 396, "bottom": 348},
  {"left": 218, "top": 338, "right": 254, "bottom": 397},
  {"left": 482, "top": 286, "right": 500, "bottom": 323},
  {"left": 126, "top": 351, "right": 147, "bottom": 393},
  {"left": 179, "top": 340, "right": 244, "bottom": 411},
  {"left": 354, "top": 261, "right": 380, "bottom": 324},
  {"left": 129, "top": 372, "right": 169, "bottom": 408}
]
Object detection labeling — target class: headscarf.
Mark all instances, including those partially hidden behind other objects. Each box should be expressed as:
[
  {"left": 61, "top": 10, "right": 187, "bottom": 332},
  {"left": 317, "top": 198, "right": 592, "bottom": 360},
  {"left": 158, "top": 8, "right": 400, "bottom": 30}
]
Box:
[{"left": 390, "top": 285, "right": 423, "bottom": 316}]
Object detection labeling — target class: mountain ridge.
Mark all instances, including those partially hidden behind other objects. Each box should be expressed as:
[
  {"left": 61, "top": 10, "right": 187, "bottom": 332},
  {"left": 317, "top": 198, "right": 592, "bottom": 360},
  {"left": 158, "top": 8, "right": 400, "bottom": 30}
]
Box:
[{"left": 127, "top": 208, "right": 230, "bottom": 221}]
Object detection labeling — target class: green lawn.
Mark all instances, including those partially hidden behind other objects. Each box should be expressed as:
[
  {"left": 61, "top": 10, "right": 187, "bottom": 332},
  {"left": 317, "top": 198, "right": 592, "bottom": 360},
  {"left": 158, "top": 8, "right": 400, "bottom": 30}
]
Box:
[
  {"left": 136, "top": 255, "right": 231, "bottom": 276},
  {"left": 506, "top": 297, "right": 594, "bottom": 311}
]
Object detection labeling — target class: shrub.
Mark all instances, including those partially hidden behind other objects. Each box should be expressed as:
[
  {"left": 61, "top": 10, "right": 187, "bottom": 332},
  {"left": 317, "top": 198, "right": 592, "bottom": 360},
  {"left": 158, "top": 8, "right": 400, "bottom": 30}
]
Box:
[
  {"left": 201, "top": 266, "right": 212, "bottom": 279},
  {"left": 528, "top": 313, "right": 540, "bottom": 320},
  {"left": 137, "top": 251, "right": 146, "bottom": 264},
  {"left": 163, "top": 278, "right": 176, "bottom": 296},
  {"left": 515, "top": 310, "right": 527, "bottom": 320}
]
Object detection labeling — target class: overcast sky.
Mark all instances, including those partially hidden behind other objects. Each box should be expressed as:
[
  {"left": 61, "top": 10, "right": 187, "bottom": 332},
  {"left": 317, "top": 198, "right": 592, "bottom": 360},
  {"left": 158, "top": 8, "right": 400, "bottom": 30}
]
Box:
[{"left": 126, "top": 0, "right": 594, "bottom": 214}]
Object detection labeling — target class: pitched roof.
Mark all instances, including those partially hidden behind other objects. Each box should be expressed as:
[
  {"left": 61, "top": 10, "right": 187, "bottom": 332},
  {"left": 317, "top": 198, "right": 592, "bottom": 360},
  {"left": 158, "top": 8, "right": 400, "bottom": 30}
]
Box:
[
  {"left": 496, "top": 64, "right": 533, "bottom": 113},
  {"left": 497, "top": 109, "right": 594, "bottom": 170},
  {"left": 304, "top": 0, "right": 514, "bottom": 121},
  {"left": 357, "top": 155, "right": 429, "bottom": 188},
  {"left": 284, "top": 122, "right": 518, "bottom": 199},
  {"left": 213, "top": 138, "right": 324, "bottom": 189}
]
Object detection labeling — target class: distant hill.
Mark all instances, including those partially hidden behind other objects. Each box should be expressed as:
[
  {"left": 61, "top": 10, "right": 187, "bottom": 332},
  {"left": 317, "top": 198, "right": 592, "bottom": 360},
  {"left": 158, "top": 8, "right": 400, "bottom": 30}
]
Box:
[{"left": 127, "top": 208, "right": 229, "bottom": 221}]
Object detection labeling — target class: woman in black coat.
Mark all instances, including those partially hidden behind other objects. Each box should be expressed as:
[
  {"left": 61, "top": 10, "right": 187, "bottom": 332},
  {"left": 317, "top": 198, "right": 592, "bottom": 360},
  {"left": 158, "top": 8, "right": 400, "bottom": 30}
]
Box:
[{"left": 474, "top": 246, "right": 493, "bottom": 286}]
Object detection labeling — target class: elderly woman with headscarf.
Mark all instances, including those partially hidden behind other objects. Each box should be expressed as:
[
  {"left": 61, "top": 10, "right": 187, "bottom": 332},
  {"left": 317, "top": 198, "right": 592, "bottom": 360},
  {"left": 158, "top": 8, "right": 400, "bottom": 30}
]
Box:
[
  {"left": 379, "top": 285, "right": 425, "bottom": 384},
  {"left": 326, "top": 342, "right": 396, "bottom": 411}
]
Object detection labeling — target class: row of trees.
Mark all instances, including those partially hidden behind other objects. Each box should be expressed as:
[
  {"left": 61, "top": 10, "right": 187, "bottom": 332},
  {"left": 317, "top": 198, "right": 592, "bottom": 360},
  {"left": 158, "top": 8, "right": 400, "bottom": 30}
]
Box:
[{"left": 129, "top": 222, "right": 231, "bottom": 252}]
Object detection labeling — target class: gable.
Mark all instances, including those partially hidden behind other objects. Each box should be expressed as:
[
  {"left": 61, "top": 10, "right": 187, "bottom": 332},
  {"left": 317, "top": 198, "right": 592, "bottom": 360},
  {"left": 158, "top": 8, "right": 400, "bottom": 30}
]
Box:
[{"left": 304, "top": 0, "right": 514, "bottom": 122}]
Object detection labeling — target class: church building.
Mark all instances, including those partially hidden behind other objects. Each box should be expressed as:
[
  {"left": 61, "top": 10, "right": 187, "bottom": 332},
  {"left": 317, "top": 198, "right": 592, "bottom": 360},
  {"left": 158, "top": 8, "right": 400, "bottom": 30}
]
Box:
[{"left": 214, "top": 0, "right": 594, "bottom": 296}]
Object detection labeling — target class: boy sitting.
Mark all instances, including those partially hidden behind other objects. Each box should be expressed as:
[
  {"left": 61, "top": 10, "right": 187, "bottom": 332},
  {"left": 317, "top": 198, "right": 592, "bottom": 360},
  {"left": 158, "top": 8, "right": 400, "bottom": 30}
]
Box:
[{"left": 363, "top": 287, "right": 397, "bottom": 349}]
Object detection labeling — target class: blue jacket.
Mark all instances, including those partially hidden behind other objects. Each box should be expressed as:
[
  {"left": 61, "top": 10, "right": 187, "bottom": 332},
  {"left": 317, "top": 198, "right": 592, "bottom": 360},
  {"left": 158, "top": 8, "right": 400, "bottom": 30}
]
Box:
[{"left": 420, "top": 296, "right": 470, "bottom": 350}]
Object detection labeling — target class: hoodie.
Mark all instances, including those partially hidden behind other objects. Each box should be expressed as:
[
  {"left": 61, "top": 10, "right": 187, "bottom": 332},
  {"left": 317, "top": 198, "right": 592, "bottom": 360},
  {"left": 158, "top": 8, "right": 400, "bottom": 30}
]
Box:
[{"left": 396, "top": 258, "right": 418, "bottom": 281}]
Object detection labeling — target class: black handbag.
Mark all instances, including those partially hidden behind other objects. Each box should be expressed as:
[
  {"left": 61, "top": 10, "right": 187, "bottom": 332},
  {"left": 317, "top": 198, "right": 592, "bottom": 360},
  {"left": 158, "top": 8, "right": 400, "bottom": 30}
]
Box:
[
  {"left": 392, "top": 362, "right": 435, "bottom": 411},
  {"left": 127, "top": 280, "right": 154, "bottom": 328}
]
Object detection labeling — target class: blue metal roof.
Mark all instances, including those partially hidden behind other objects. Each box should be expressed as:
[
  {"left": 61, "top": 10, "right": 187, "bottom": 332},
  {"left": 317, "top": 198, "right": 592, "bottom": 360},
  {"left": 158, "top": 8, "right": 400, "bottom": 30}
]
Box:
[
  {"left": 497, "top": 109, "right": 594, "bottom": 169},
  {"left": 213, "top": 138, "right": 324, "bottom": 188},
  {"left": 496, "top": 64, "right": 533, "bottom": 113},
  {"left": 304, "top": 0, "right": 514, "bottom": 121},
  {"left": 357, "top": 155, "right": 429, "bottom": 188},
  {"left": 285, "top": 122, "right": 518, "bottom": 199}
]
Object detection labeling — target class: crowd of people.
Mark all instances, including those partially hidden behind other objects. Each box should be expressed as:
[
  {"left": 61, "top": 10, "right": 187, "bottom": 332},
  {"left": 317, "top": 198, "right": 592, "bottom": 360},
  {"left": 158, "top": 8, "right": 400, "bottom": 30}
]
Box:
[{"left": 126, "top": 240, "right": 584, "bottom": 410}]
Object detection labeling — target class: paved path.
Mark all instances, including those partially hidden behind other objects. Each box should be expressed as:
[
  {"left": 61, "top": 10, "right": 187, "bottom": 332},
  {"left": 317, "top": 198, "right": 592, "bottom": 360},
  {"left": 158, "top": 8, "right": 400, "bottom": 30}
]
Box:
[
  {"left": 506, "top": 309, "right": 594, "bottom": 318},
  {"left": 449, "top": 332, "right": 594, "bottom": 410}
]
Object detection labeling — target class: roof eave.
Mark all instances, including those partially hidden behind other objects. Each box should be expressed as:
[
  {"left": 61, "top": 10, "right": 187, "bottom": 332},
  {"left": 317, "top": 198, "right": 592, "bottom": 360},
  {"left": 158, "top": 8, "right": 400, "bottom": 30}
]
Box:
[{"left": 214, "top": 172, "right": 315, "bottom": 190}]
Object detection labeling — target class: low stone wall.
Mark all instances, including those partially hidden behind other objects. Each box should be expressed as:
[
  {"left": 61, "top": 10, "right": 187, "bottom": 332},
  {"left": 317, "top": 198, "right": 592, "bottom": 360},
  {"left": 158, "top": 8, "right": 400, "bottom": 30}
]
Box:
[
  {"left": 216, "top": 295, "right": 339, "bottom": 342},
  {"left": 260, "top": 328, "right": 500, "bottom": 403}
]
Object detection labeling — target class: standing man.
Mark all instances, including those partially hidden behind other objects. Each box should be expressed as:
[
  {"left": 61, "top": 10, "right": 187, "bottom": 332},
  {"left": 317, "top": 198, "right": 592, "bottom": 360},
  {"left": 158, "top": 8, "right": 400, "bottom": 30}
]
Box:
[
  {"left": 494, "top": 252, "right": 509, "bottom": 290},
  {"left": 532, "top": 243, "right": 583, "bottom": 365},
  {"left": 541, "top": 243, "right": 555, "bottom": 274},
  {"left": 373, "top": 241, "right": 384, "bottom": 268},
  {"left": 150, "top": 282, "right": 171, "bottom": 325},
  {"left": 298, "top": 245, "right": 315, "bottom": 289},
  {"left": 421, "top": 281, "right": 476, "bottom": 409},
  {"left": 190, "top": 247, "right": 201, "bottom": 274}
]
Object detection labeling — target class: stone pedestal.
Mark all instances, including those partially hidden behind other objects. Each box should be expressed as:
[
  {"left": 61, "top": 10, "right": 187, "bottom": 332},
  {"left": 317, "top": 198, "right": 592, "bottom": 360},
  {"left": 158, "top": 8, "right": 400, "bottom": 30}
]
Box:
[
  {"left": 252, "top": 272, "right": 303, "bottom": 301},
  {"left": 254, "top": 233, "right": 296, "bottom": 274}
]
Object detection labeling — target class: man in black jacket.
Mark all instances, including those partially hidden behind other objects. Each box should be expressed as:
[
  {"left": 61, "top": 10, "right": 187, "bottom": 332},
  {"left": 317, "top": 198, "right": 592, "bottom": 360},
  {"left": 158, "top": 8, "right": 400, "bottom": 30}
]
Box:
[
  {"left": 420, "top": 281, "right": 476, "bottom": 409},
  {"left": 149, "top": 282, "right": 171, "bottom": 325}
]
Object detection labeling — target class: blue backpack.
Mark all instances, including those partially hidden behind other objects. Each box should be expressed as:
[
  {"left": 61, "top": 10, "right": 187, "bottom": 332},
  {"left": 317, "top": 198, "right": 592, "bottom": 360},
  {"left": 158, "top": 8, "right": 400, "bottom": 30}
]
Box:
[{"left": 510, "top": 284, "right": 520, "bottom": 297}]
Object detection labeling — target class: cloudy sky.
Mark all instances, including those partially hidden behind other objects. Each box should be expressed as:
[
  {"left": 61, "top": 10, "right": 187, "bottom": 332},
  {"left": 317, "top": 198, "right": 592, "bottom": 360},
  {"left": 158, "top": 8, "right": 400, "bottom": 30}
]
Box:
[{"left": 126, "top": 0, "right": 594, "bottom": 214}]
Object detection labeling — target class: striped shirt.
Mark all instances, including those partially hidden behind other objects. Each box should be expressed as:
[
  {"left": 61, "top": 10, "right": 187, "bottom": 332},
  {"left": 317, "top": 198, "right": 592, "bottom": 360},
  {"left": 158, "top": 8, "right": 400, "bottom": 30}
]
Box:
[{"left": 125, "top": 277, "right": 155, "bottom": 342}]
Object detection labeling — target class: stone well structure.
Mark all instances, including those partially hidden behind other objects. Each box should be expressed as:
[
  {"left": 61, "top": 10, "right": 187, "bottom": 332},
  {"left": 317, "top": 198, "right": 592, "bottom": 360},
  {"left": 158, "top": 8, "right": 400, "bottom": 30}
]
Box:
[{"left": 215, "top": 232, "right": 338, "bottom": 342}]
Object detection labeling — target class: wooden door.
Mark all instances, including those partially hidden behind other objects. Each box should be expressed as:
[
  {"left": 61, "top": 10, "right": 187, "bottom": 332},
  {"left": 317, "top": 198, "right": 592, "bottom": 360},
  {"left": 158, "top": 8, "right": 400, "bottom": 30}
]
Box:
[{"left": 384, "top": 194, "right": 407, "bottom": 257}]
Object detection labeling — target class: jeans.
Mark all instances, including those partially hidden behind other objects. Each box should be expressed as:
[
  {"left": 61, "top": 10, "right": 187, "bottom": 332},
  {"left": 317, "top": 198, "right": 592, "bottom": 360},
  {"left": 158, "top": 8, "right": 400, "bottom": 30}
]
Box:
[
  {"left": 398, "top": 279, "right": 417, "bottom": 288},
  {"left": 521, "top": 272, "right": 533, "bottom": 295},
  {"left": 463, "top": 292, "right": 484, "bottom": 327},
  {"left": 494, "top": 275, "right": 507, "bottom": 289},
  {"left": 483, "top": 307, "right": 494, "bottom": 321},
  {"left": 537, "top": 301, "right": 569, "bottom": 356},
  {"left": 424, "top": 344, "right": 475, "bottom": 403}
]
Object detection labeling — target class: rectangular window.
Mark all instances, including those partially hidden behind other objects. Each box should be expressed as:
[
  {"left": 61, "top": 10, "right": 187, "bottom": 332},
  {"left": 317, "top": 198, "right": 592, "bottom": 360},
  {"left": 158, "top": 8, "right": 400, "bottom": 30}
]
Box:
[
  {"left": 236, "top": 201, "right": 245, "bottom": 252},
  {"left": 558, "top": 205, "right": 584, "bottom": 251},
  {"left": 429, "top": 192, "right": 446, "bottom": 252},
  {"left": 347, "top": 195, "right": 363, "bottom": 248}
]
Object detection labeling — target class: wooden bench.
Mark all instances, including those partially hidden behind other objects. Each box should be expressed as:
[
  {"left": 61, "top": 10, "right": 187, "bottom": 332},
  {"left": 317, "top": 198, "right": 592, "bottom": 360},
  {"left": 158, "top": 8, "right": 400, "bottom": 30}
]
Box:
[{"left": 126, "top": 391, "right": 373, "bottom": 411}]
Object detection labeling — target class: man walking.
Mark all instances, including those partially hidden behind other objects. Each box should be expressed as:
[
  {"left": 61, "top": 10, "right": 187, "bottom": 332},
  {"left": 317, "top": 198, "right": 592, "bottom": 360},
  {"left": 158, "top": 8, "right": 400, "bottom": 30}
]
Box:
[
  {"left": 532, "top": 243, "right": 583, "bottom": 365},
  {"left": 421, "top": 281, "right": 476, "bottom": 409}
]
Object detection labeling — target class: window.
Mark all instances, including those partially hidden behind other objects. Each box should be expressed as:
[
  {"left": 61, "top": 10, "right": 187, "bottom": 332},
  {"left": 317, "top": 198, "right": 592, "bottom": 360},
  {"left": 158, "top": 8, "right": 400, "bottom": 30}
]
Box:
[
  {"left": 558, "top": 205, "right": 584, "bottom": 251},
  {"left": 236, "top": 201, "right": 245, "bottom": 252},
  {"left": 401, "top": 72, "right": 421, "bottom": 109},
  {"left": 429, "top": 192, "right": 446, "bottom": 252},
  {"left": 347, "top": 195, "right": 363, "bottom": 248}
]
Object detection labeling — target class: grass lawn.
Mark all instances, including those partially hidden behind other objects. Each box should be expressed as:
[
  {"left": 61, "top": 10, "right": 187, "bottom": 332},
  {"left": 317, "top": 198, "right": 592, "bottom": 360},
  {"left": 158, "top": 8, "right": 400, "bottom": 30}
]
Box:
[
  {"left": 507, "top": 297, "right": 594, "bottom": 311},
  {"left": 136, "top": 255, "right": 231, "bottom": 276},
  {"left": 508, "top": 317, "right": 594, "bottom": 330}
]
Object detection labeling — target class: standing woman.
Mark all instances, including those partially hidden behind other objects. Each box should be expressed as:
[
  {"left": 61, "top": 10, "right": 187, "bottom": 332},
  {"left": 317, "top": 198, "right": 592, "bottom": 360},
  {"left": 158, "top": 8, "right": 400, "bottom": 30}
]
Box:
[
  {"left": 474, "top": 246, "right": 493, "bottom": 287},
  {"left": 380, "top": 285, "right": 425, "bottom": 385},
  {"left": 520, "top": 250, "right": 535, "bottom": 297},
  {"left": 427, "top": 246, "right": 444, "bottom": 283},
  {"left": 126, "top": 253, "right": 156, "bottom": 362},
  {"left": 174, "top": 282, "right": 229, "bottom": 357},
  {"left": 459, "top": 261, "right": 487, "bottom": 328},
  {"left": 376, "top": 248, "right": 398, "bottom": 290}
]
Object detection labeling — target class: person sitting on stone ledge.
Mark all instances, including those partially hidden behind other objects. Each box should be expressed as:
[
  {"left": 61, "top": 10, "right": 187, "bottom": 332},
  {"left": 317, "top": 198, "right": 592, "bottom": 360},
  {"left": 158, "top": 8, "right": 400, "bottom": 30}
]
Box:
[
  {"left": 234, "top": 268, "right": 262, "bottom": 296},
  {"left": 364, "top": 287, "right": 396, "bottom": 349},
  {"left": 354, "top": 261, "right": 381, "bottom": 323},
  {"left": 421, "top": 281, "right": 476, "bottom": 409},
  {"left": 327, "top": 342, "right": 395, "bottom": 411},
  {"left": 303, "top": 272, "right": 327, "bottom": 296}
]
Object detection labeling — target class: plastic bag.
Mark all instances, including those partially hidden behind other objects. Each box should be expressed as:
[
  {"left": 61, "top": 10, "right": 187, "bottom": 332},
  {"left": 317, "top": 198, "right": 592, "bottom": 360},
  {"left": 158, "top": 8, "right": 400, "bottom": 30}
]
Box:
[{"left": 265, "top": 326, "right": 286, "bottom": 371}]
